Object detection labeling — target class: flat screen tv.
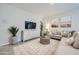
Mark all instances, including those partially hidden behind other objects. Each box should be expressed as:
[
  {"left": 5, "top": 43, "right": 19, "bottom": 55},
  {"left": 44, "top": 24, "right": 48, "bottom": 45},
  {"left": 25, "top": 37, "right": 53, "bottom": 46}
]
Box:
[{"left": 25, "top": 21, "right": 36, "bottom": 29}]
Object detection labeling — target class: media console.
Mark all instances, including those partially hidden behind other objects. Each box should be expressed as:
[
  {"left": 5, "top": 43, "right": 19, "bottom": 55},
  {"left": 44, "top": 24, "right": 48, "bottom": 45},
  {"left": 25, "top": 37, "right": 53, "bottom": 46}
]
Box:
[{"left": 23, "top": 30, "right": 40, "bottom": 41}]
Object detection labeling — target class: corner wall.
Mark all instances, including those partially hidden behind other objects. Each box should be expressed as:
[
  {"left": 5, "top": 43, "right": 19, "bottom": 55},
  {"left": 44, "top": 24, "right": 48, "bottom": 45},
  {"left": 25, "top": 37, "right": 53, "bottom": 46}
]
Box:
[
  {"left": 0, "top": 4, "right": 41, "bottom": 46},
  {"left": 43, "top": 8, "right": 79, "bottom": 32}
]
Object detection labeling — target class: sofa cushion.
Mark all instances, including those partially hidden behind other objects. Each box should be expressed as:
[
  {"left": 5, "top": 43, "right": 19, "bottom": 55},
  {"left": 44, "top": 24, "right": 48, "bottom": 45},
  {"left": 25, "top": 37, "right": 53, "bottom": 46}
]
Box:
[
  {"left": 73, "top": 32, "right": 78, "bottom": 39},
  {"left": 55, "top": 37, "right": 79, "bottom": 55},
  {"left": 51, "top": 30, "right": 61, "bottom": 35},
  {"left": 69, "top": 31, "right": 76, "bottom": 37},
  {"left": 73, "top": 33, "right": 79, "bottom": 49},
  {"left": 65, "top": 37, "right": 74, "bottom": 45},
  {"left": 61, "top": 31, "right": 70, "bottom": 37}
]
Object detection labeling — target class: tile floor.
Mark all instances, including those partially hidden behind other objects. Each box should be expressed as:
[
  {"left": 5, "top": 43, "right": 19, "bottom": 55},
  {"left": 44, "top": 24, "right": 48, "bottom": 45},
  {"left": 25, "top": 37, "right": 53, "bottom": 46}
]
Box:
[{"left": 0, "top": 38, "right": 59, "bottom": 55}]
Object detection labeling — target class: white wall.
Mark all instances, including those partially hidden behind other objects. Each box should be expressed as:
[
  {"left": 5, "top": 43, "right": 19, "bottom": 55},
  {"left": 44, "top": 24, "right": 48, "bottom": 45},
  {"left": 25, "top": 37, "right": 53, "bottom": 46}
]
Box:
[
  {"left": 23, "top": 18, "right": 41, "bottom": 41},
  {"left": 43, "top": 8, "right": 79, "bottom": 32},
  {"left": 71, "top": 9, "right": 79, "bottom": 32},
  {"left": 0, "top": 4, "right": 41, "bottom": 46}
]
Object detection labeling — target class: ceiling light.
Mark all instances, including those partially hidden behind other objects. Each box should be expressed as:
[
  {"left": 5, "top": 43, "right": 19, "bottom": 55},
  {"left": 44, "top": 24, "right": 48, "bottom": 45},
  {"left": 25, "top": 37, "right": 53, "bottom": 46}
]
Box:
[{"left": 50, "top": 3, "right": 53, "bottom": 6}]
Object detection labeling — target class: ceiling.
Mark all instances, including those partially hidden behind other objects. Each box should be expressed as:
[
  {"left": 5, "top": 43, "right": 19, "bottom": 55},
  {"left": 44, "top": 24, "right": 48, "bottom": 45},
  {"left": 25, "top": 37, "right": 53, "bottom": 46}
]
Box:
[{"left": 8, "top": 3, "right": 79, "bottom": 17}]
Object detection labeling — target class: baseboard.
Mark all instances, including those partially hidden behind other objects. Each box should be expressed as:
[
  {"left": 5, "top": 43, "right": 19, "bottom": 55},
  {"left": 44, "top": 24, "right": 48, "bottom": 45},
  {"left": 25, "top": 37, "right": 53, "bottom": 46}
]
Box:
[
  {"left": 0, "top": 42, "right": 9, "bottom": 47},
  {"left": 0, "top": 37, "right": 40, "bottom": 46},
  {"left": 23, "top": 37, "right": 40, "bottom": 42}
]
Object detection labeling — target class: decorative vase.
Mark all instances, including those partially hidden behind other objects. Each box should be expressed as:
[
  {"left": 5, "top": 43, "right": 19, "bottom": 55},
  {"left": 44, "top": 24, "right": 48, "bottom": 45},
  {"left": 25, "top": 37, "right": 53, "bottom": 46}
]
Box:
[{"left": 9, "top": 36, "right": 18, "bottom": 45}]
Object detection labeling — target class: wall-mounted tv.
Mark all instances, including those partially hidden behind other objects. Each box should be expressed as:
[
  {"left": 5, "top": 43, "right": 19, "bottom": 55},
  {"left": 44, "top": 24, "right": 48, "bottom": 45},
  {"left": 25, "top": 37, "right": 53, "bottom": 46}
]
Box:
[{"left": 25, "top": 21, "right": 36, "bottom": 29}]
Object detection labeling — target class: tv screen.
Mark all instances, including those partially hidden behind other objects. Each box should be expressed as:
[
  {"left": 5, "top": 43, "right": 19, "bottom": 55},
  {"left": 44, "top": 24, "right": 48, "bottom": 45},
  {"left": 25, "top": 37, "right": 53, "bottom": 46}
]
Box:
[{"left": 25, "top": 21, "right": 36, "bottom": 29}]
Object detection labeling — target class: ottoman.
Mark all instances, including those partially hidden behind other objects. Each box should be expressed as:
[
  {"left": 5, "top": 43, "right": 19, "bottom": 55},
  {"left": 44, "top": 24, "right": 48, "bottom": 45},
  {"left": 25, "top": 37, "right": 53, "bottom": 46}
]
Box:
[{"left": 40, "top": 37, "right": 50, "bottom": 44}]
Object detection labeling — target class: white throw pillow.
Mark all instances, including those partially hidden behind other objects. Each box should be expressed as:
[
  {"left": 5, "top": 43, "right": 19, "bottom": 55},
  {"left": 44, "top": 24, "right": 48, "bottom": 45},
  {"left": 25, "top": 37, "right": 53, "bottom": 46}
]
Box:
[
  {"left": 73, "top": 32, "right": 78, "bottom": 38},
  {"left": 65, "top": 37, "right": 74, "bottom": 45},
  {"left": 73, "top": 33, "right": 79, "bottom": 49}
]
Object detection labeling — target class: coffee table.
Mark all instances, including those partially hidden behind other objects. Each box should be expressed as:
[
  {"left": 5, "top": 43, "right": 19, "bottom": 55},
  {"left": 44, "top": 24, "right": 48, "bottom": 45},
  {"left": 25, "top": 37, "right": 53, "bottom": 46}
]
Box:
[{"left": 40, "top": 37, "right": 50, "bottom": 44}]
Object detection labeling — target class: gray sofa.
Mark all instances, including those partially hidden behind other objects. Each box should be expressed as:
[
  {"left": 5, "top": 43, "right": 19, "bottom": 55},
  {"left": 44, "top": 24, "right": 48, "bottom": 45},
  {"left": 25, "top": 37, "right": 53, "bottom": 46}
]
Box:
[
  {"left": 55, "top": 32, "right": 79, "bottom": 55},
  {"left": 50, "top": 30, "right": 72, "bottom": 41},
  {"left": 55, "top": 37, "right": 79, "bottom": 55}
]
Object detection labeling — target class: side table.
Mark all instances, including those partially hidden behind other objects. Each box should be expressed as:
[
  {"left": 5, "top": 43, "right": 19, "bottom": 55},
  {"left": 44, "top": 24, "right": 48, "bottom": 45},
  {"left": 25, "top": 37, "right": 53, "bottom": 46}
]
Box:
[{"left": 40, "top": 37, "right": 50, "bottom": 44}]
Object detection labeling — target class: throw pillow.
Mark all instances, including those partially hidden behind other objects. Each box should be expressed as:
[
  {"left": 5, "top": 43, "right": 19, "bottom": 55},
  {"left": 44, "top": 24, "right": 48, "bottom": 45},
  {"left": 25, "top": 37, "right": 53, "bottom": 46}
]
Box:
[
  {"left": 65, "top": 37, "right": 74, "bottom": 45},
  {"left": 73, "top": 32, "right": 78, "bottom": 39},
  {"left": 67, "top": 32, "right": 72, "bottom": 38},
  {"left": 61, "top": 31, "right": 70, "bottom": 37}
]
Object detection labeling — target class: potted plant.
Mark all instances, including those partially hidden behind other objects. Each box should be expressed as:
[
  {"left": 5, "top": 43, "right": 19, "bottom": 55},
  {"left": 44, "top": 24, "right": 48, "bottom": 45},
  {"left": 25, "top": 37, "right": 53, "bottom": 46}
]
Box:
[
  {"left": 40, "top": 21, "right": 43, "bottom": 37},
  {"left": 43, "top": 29, "right": 49, "bottom": 37},
  {"left": 8, "top": 26, "right": 19, "bottom": 44}
]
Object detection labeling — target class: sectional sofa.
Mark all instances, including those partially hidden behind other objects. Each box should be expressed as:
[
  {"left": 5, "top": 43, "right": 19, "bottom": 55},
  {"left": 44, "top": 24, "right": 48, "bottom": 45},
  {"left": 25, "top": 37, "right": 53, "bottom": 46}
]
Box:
[{"left": 54, "top": 32, "right": 79, "bottom": 55}]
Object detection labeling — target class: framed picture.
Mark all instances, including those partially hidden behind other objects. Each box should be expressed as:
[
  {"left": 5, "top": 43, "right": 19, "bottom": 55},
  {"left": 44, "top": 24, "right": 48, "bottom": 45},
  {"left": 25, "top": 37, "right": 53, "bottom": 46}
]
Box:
[
  {"left": 60, "top": 16, "right": 72, "bottom": 28},
  {"left": 51, "top": 24, "right": 58, "bottom": 28},
  {"left": 60, "top": 23, "right": 71, "bottom": 27},
  {"left": 51, "top": 16, "right": 72, "bottom": 28}
]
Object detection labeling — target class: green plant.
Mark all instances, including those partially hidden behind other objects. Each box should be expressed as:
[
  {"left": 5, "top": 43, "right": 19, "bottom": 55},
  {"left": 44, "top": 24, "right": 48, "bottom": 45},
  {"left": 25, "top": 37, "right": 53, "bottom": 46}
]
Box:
[
  {"left": 40, "top": 21, "right": 43, "bottom": 37},
  {"left": 43, "top": 29, "right": 49, "bottom": 36},
  {"left": 8, "top": 26, "right": 19, "bottom": 37}
]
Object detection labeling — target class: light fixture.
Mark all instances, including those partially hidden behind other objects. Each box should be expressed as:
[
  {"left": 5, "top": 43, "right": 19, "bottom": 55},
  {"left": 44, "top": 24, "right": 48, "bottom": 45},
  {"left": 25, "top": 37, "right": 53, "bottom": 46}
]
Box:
[
  {"left": 50, "top": 3, "right": 53, "bottom": 6},
  {"left": 49, "top": 0, "right": 54, "bottom": 6},
  {"left": 45, "top": 23, "right": 50, "bottom": 31}
]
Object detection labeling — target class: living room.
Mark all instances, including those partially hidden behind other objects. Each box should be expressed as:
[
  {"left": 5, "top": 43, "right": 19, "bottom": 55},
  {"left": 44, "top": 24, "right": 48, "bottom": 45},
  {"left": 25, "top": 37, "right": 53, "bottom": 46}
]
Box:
[{"left": 0, "top": 3, "right": 79, "bottom": 55}]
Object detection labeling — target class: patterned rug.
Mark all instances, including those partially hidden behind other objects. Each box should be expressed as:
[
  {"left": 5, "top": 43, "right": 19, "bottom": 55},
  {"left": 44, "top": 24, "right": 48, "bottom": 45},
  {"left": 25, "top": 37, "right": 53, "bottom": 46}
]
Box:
[{"left": 0, "top": 38, "right": 59, "bottom": 55}]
